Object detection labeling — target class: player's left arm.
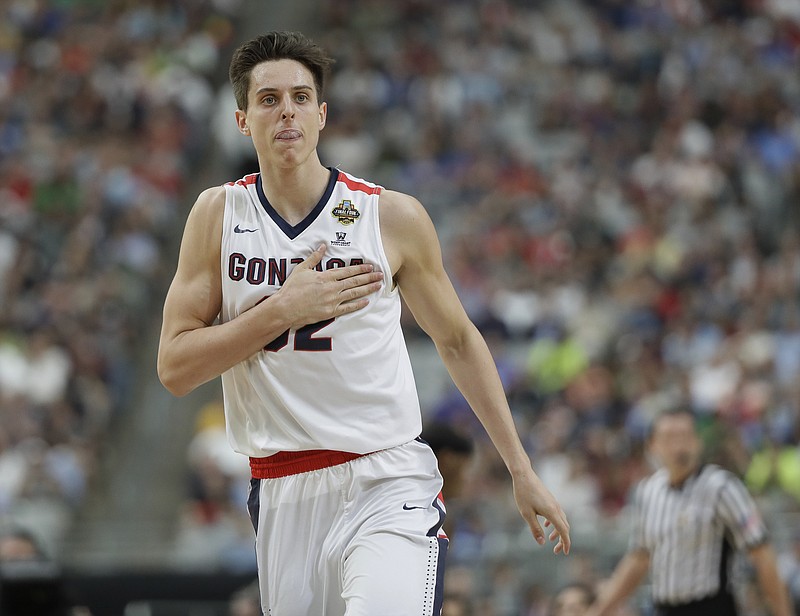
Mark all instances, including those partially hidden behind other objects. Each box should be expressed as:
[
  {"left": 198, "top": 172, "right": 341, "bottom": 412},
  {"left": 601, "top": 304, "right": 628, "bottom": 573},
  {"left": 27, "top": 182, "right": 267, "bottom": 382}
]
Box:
[{"left": 381, "top": 189, "right": 570, "bottom": 555}]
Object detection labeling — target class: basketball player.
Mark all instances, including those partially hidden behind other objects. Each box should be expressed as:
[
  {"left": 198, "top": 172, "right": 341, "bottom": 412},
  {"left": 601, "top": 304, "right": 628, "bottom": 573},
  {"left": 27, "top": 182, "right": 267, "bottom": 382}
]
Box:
[
  {"left": 158, "top": 31, "right": 570, "bottom": 615},
  {"left": 586, "top": 410, "right": 791, "bottom": 616}
]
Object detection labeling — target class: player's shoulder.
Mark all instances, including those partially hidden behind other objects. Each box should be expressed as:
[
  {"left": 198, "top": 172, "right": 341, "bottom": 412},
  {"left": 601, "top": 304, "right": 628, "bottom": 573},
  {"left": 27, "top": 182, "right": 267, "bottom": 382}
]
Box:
[
  {"left": 329, "top": 168, "right": 421, "bottom": 214},
  {"left": 224, "top": 172, "right": 260, "bottom": 189},
  {"left": 200, "top": 172, "right": 257, "bottom": 209},
  {"left": 334, "top": 168, "right": 382, "bottom": 196},
  {"left": 378, "top": 189, "right": 429, "bottom": 228},
  {"left": 190, "top": 184, "right": 226, "bottom": 218},
  {"left": 187, "top": 186, "right": 225, "bottom": 235},
  {"left": 379, "top": 188, "right": 420, "bottom": 206},
  {"left": 197, "top": 184, "right": 227, "bottom": 204}
]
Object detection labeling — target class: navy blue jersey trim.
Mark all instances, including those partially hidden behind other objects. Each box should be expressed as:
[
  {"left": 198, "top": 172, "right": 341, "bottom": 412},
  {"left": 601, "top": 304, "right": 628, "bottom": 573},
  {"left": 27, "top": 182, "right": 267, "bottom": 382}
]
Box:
[
  {"left": 432, "top": 536, "right": 448, "bottom": 616},
  {"left": 255, "top": 167, "right": 338, "bottom": 240},
  {"left": 246, "top": 477, "right": 261, "bottom": 534},
  {"left": 427, "top": 496, "right": 446, "bottom": 538}
]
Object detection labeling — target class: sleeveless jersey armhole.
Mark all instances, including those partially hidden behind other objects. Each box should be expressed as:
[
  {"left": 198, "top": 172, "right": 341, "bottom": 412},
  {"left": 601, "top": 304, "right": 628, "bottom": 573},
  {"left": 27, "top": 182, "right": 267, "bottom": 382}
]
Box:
[{"left": 372, "top": 189, "right": 398, "bottom": 298}]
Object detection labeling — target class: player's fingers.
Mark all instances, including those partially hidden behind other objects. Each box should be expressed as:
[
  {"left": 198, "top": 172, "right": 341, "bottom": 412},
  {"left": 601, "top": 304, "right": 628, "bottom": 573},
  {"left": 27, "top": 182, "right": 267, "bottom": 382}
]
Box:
[
  {"left": 527, "top": 516, "right": 545, "bottom": 545},
  {"left": 545, "top": 514, "right": 570, "bottom": 555},
  {"left": 339, "top": 279, "right": 383, "bottom": 305},
  {"left": 329, "top": 263, "right": 378, "bottom": 282},
  {"left": 557, "top": 520, "right": 571, "bottom": 555},
  {"left": 545, "top": 509, "right": 571, "bottom": 554},
  {"left": 340, "top": 271, "right": 383, "bottom": 293},
  {"left": 335, "top": 297, "right": 370, "bottom": 316},
  {"left": 297, "top": 243, "right": 327, "bottom": 270}
]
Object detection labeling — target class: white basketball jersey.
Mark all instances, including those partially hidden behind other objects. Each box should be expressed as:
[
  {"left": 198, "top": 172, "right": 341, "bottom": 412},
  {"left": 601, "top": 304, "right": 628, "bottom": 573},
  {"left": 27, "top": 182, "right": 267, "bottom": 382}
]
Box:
[{"left": 219, "top": 168, "right": 422, "bottom": 457}]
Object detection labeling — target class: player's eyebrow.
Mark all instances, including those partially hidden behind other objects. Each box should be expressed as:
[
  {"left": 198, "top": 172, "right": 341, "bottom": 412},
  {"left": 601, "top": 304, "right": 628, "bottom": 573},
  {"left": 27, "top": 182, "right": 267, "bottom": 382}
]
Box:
[{"left": 255, "top": 85, "right": 314, "bottom": 95}]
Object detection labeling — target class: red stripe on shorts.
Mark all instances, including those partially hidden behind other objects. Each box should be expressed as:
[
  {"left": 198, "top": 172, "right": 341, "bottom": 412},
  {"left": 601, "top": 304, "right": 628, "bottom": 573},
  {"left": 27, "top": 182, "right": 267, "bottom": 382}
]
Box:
[{"left": 250, "top": 450, "right": 366, "bottom": 479}]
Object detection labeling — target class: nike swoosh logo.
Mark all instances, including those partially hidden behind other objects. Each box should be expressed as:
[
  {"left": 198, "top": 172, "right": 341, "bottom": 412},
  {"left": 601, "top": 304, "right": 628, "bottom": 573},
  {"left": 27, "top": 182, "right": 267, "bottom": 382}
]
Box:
[
  {"left": 234, "top": 224, "right": 258, "bottom": 233},
  {"left": 402, "top": 504, "right": 425, "bottom": 511}
]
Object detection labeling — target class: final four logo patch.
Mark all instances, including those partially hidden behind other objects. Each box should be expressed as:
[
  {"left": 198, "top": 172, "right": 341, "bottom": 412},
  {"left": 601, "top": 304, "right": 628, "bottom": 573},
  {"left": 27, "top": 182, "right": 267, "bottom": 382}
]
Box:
[{"left": 332, "top": 200, "right": 360, "bottom": 225}]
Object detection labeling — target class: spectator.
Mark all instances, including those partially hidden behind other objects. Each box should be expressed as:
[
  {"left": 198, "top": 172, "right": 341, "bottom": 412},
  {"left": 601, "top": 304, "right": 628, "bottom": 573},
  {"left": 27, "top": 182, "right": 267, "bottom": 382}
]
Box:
[
  {"left": 421, "top": 421, "right": 475, "bottom": 499},
  {"left": 0, "top": 525, "right": 91, "bottom": 615},
  {"left": 0, "top": 526, "right": 45, "bottom": 561},
  {"left": 228, "top": 579, "right": 261, "bottom": 616},
  {"left": 549, "top": 582, "right": 595, "bottom": 616},
  {"left": 0, "top": 0, "right": 241, "bottom": 555},
  {"left": 442, "top": 593, "right": 474, "bottom": 616}
]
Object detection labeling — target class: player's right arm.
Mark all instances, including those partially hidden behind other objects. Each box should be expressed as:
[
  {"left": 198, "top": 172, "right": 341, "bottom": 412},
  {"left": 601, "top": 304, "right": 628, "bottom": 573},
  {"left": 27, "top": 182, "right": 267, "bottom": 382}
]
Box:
[
  {"left": 586, "top": 549, "right": 650, "bottom": 616},
  {"left": 157, "top": 186, "right": 383, "bottom": 397},
  {"left": 158, "top": 186, "right": 287, "bottom": 396}
]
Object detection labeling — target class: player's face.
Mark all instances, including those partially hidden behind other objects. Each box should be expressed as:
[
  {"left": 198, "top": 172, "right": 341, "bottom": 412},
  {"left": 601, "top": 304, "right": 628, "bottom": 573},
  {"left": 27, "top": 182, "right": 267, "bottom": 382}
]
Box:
[
  {"left": 650, "top": 414, "right": 702, "bottom": 481},
  {"left": 236, "top": 59, "right": 327, "bottom": 169}
]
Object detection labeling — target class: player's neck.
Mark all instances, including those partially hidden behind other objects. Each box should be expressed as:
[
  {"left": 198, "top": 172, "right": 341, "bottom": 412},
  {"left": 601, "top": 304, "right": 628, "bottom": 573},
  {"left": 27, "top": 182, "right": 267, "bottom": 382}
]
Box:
[{"left": 259, "top": 158, "right": 330, "bottom": 226}]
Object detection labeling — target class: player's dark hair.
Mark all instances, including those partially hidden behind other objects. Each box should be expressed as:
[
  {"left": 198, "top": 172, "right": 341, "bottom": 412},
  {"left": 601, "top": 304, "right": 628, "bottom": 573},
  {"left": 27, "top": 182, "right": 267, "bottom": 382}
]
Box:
[{"left": 229, "top": 31, "right": 334, "bottom": 110}]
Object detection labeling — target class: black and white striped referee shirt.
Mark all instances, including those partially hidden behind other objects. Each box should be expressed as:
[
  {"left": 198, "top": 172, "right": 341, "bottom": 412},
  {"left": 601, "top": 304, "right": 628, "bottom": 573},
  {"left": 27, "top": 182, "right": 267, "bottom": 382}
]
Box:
[{"left": 629, "top": 464, "right": 767, "bottom": 606}]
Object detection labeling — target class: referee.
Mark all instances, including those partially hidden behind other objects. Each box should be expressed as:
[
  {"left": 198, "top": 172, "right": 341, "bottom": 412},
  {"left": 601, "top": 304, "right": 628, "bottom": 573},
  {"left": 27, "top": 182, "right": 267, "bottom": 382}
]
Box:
[{"left": 587, "top": 409, "right": 792, "bottom": 616}]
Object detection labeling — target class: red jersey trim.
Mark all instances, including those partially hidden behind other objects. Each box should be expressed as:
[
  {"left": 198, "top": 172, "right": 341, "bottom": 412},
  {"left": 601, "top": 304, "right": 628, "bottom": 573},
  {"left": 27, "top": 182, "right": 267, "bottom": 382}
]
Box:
[
  {"left": 250, "top": 449, "right": 367, "bottom": 478},
  {"left": 337, "top": 171, "right": 382, "bottom": 196},
  {"left": 226, "top": 173, "right": 259, "bottom": 187}
]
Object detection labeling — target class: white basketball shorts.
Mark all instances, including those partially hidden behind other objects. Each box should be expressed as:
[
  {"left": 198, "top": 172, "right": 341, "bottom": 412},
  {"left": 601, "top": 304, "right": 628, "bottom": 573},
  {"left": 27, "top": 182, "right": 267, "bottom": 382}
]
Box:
[{"left": 246, "top": 438, "right": 448, "bottom": 616}]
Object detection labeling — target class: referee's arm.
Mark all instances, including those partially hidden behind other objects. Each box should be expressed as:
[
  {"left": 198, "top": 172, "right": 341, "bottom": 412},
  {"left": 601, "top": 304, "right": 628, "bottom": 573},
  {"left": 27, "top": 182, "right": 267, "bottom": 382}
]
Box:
[
  {"left": 749, "top": 543, "right": 793, "bottom": 616},
  {"left": 586, "top": 549, "right": 650, "bottom": 616},
  {"left": 718, "top": 473, "right": 793, "bottom": 616}
]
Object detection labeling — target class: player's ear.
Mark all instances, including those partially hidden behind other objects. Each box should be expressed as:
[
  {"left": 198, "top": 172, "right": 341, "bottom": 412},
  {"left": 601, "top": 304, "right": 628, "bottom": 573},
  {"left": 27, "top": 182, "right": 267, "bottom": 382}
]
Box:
[
  {"left": 318, "top": 102, "right": 327, "bottom": 130},
  {"left": 235, "top": 109, "right": 250, "bottom": 136}
]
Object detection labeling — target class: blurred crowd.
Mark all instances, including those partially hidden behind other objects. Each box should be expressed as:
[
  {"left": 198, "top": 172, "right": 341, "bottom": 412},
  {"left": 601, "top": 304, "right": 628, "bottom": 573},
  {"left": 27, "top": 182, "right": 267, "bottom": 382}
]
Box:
[
  {"left": 198, "top": 0, "right": 800, "bottom": 614},
  {"left": 0, "top": 0, "right": 241, "bottom": 554}
]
